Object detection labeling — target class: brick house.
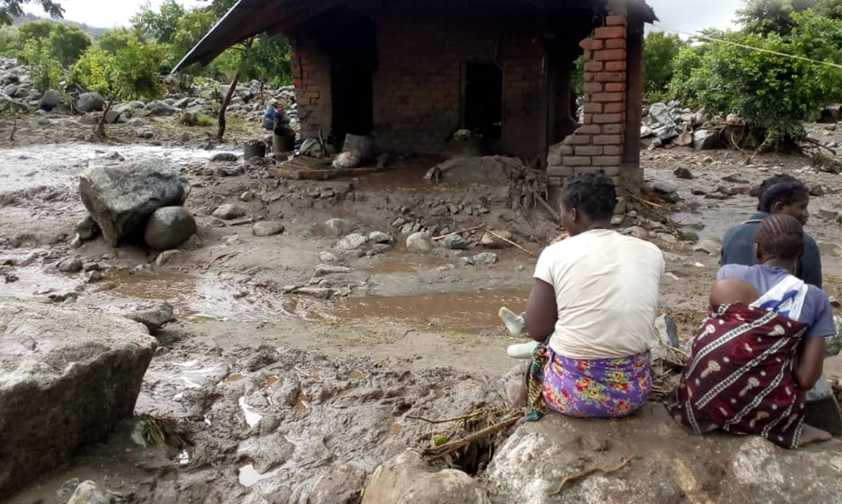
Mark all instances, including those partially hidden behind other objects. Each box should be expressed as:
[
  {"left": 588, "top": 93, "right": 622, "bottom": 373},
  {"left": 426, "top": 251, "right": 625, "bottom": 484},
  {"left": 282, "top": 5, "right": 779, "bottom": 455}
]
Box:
[{"left": 176, "top": 0, "right": 656, "bottom": 190}]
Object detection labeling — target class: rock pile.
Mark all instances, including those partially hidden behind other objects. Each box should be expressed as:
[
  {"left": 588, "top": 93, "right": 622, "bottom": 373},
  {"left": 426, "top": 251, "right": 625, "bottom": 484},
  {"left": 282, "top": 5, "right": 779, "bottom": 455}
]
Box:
[{"left": 641, "top": 101, "right": 722, "bottom": 151}]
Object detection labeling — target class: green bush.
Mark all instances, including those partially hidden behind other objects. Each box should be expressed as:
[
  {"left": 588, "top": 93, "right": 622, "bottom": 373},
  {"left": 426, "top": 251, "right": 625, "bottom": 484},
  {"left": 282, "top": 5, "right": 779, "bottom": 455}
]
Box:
[
  {"left": 644, "top": 31, "right": 686, "bottom": 100},
  {"left": 22, "top": 40, "right": 61, "bottom": 91}
]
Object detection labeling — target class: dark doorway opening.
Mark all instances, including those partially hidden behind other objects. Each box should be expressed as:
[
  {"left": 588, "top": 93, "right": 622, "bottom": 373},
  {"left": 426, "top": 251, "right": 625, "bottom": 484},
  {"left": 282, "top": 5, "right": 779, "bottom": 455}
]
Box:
[
  {"left": 326, "top": 17, "right": 377, "bottom": 142},
  {"left": 464, "top": 62, "right": 502, "bottom": 140}
]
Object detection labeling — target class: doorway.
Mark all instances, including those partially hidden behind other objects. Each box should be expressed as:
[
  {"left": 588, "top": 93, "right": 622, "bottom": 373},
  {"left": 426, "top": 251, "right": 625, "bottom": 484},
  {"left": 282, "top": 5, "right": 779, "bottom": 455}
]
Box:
[
  {"left": 463, "top": 62, "right": 502, "bottom": 140},
  {"left": 327, "top": 17, "right": 377, "bottom": 142}
]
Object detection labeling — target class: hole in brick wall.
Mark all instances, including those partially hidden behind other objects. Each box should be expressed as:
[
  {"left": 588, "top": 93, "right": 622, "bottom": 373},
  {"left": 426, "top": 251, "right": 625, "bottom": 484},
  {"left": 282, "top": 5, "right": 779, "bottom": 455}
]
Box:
[
  {"left": 464, "top": 62, "right": 502, "bottom": 141},
  {"left": 327, "top": 17, "right": 377, "bottom": 141}
]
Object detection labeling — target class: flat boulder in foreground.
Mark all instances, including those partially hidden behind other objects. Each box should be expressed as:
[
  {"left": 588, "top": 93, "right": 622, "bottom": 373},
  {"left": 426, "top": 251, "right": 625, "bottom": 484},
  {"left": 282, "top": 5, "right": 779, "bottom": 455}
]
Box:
[
  {"left": 0, "top": 300, "right": 157, "bottom": 495},
  {"left": 487, "top": 403, "right": 842, "bottom": 504}
]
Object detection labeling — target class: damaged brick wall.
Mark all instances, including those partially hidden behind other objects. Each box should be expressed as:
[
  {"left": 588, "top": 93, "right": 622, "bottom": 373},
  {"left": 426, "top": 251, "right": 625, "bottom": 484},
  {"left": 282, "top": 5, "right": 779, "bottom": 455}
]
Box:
[
  {"left": 546, "top": 15, "right": 632, "bottom": 190},
  {"left": 290, "top": 37, "right": 332, "bottom": 139}
]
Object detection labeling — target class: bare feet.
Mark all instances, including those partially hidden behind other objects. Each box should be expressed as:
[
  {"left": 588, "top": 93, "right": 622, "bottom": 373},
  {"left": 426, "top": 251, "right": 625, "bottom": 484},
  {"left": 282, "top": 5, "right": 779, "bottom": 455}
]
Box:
[{"left": 799, "top": 424, "right": 833, "bottom": 447}]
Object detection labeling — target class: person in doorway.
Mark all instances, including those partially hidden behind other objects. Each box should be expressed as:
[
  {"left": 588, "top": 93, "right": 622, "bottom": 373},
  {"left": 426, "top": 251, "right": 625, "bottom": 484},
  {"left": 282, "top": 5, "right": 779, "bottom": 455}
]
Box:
[
  {"left": 665, "top": 214, "right": 836, "bottom": 448},
  {"left": 721, "top": 174, "right": 822, "bottom": 288},
  {"left": 502, "top": 171, "right": 665, "bottom": 419}
]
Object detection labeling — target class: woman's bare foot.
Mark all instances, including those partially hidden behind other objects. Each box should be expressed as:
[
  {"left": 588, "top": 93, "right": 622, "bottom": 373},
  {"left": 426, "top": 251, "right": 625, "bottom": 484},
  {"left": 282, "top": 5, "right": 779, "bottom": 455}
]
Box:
[{"left": 799, "top": 424, "right": 833, "bottom": 447}]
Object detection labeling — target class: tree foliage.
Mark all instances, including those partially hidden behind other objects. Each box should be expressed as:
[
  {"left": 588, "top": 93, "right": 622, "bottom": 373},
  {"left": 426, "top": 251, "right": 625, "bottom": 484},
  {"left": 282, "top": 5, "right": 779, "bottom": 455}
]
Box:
[
  {"left": 737, "top": 0, "right": 842, "bottom": 34},
  {"left": 132, "top": 0, "right": 185, "bottom": 45},
  {"left": 71, "top": 35, "right": 163, "bottom": 103},
  {"left": 21, "top": 38, "right": 60, "bottom": 90},
  {"left": 48, "top": 23, "right": 90, "bottom": 66},
  {"left": 0, "top": 0, "right": 62, "bottom": 26},
  {"left": 643, "top": 31, "right": 686, "bottom": 100}
]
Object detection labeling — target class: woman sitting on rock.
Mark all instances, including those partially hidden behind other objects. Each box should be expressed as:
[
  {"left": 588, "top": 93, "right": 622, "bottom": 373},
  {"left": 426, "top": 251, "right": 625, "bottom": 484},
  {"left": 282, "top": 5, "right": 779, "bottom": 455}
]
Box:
[
  {"left": 665, "top": 214, "right": 836, "bottom": 448},
  {"left": 504, "top": 171, "right": 665, "bottom": 419}
]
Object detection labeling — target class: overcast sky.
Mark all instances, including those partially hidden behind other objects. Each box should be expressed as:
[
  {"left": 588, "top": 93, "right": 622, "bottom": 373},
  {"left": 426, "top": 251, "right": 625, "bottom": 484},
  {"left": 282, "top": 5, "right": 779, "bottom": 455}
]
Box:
[{"left": 27, "top": 0, "right": 745, "bottom": 33}]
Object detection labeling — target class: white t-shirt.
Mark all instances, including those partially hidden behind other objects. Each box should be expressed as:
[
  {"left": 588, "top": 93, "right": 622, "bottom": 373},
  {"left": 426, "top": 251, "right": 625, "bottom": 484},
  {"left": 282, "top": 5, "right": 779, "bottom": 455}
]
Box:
[{"left": 533, "top": 229, "right": 664, "bottom": 360}]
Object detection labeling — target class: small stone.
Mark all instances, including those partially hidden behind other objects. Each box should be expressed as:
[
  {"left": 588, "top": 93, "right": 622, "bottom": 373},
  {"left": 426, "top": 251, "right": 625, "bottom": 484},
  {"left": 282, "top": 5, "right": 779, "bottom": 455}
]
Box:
[
  {"left": 678, "top": 230, "right": 700, "bottom": 243},
  {"left": 808, "top": 184, "right": 824, "bottom": 197},
  {"left": 629, "top": 226, "right": 648, "bottom": 240},
  {"left": 211, "top": 152, "right": 238, "bottom": 162},
  {"left": 180, "top": 132, "right": 191, "bottom": 143},
  {"left": 472, "top": 252, "right": 498, "bottom": 265},
  {"left": 57, "top": 257, "right": 83, "bottom": 273},
  {"left": 611, "top": 215, "right": 623, "bottom": 226},
  {"left": 703, "top": 156, "right": 714, "bottom": 164},
  {"left": 370, "top": 243, "right": 393, "bottom": 255},
  {"left": 67, "top": 480, "right": 108, "bottom": 504},
  {"left": 654, "top": 314, "right": 680, "bottom": 349},
  {"left": 212, "top": 204, "right": 247, "bottom": 220},
  {"left": 252, "top": 221, "right": 286, "bottom": 237},
  {"left": 368, "top": 231, "right": 394, "bottom": 244},
  {"left": 481, "top": 230, "right": 514, "bottom": 248},
  {"left": 653, "top": 181, "right": 678, "bottom": 195},
  {"left": 406, "top": 232, "right": 433, "bottom": 253},
  {"left": 694, "top": 238, "right": 723, "bottom": 256},
  {"left": 319, "top": 251, "right": 337, "bottom": 263},
  {"left": 313, "top": 264, "right": 354, "bottom": 277},
  {"left": 444, "top": 234, "right": 468, "bottom": 250},
  {"left": 659, "top": 233, "right": 678, "bottom": 244},
  {"left": 336, "top": 233, "right": 368, "bottom": 251},
  {"left": 126, "top": 302, "right": 174, "bottom": 333},
  {"left": 673, "top": 167, "right": 694, "bottom": 180},
  {"left": 326, "top": 218, "right": 355, "bottom": 237},
  {"left": 70, "top": 234, "right": 83, "bottom": 249},
  {"left": 76, "top": 215, "right": 100, "bottom": 241},
  {"left": 86, "top": 271, "right": 103, "bottom": 284},
  {"left": 722, "top": 173, "right": 750, "bottom": 184},
  {"left": 144, "top": 207, "right": 197, "bottom": 250},
  {"left": 309, "top": 464, "right": 367, "bottom": 504},
  {"left": 240, "top": 191, "right": 254, "bottom": 202},
  {"left": 155, "top": 250, "right": 181, "bottom": 266}
]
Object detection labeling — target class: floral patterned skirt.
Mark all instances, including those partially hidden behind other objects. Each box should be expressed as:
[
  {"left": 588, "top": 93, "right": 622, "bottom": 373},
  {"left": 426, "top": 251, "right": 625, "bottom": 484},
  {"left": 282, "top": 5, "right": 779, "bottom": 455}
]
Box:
[{"left": 535, "top": 346, "right": 652, "bottom": 419}]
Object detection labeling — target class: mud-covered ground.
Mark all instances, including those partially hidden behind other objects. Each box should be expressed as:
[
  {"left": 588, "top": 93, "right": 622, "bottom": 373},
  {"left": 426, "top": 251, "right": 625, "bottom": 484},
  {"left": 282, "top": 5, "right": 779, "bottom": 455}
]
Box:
[{"left": 1, "top": 114, "right": 840, "bottom": 504}]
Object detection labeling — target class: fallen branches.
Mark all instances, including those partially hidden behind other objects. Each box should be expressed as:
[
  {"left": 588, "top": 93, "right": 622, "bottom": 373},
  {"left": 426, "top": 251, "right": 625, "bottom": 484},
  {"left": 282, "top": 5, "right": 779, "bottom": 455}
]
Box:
[
  {"left": 485, "top": 229, "right": 536, "bottom": 257},
  {"left": 432, "top": 224, "right": 486, "bottom": 241},
  {"left": 407, "top": 411, "right": 485, "bottom": 424},
  {"left": 422, "top": 412, "right": 522, "bottom": 460},
  {"left": 547, "top": 456, "right": 634, "bottom": 497}
]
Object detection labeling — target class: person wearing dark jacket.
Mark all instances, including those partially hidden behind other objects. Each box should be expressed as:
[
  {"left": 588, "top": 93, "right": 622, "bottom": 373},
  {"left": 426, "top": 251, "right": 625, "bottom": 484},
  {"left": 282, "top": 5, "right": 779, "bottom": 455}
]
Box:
[{"left": 721, "top": 175, "right": 822, "bottom": 288}]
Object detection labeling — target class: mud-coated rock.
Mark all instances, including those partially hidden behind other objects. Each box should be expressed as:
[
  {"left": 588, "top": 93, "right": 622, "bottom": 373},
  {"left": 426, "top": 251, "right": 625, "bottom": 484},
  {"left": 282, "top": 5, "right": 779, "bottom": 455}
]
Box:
[
  {"left": 211, "top": 152, "right": 238, "bottom": 162},
  {"left": 309, "top": 463, "right": 367, "bottom": 504},
  {"left": 252, "top": 221, "right": 285, "bottom": 237},
  {"left": 0, "top": 300, "right": 157, "bottom": 495},
  {"left": 487, "top": 404, "right": 842, "bottom": 504},
  {"left": 144, "top": 207, "right": 196, "bottom": 250},
  {"left": 67, "top": 481, "right": 108, "bottom": 504},
  {"left": 76, "top": 215, "right": 100, "bottom": 241},
  {"left": 145, "top": 100, "right": 179, "bottom": 116},
  {"left": 406, "top": 232, "right": 433, "bottom": 253},
  {"left": 79, "top": 161, "right": 191, "bottom": 246},
  {"left": 212, "top": 203, "right": 247, "bottom": 220},
  {"left": 125, "top": 302, "right": 174, "bottom": 333},
  {"left": 336, "top": 233, "right": 367, "bottom": 251},
  {"left": 77, "top": 92, "right": 105, "bottom": 112},
  {"left": 480, "top": 230, "right": 514, "bottom": 248},
  {"left": 444, "top": 234, "right": 468, "bottom": 250},
  {"left": 362, "top": 450, "right": 490, "bottom": 504},
  {"left": 57, "top": 257, "right": 83, "bottom": 273},
  {"left": 326, "top": 218, "right": 355, "bottom": 237},
  {"left": 39, "top": 89, "right": 62, "bottom": 111}
]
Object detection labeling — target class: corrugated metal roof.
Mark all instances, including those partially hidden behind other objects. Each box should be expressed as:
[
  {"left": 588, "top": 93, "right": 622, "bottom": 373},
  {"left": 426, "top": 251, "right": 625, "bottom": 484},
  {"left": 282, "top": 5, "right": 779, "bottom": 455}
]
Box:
[{"left": 172, "top": 0, "right": 656, "bottom": 74}]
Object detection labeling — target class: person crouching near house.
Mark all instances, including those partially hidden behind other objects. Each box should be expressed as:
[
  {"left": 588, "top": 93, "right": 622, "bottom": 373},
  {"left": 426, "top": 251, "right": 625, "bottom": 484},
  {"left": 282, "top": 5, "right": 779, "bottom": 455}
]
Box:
[
  {"left": 502, "top": 171, "right": 665, "bottom": 420},
  {"left": 665, "top": 214, "right": 836, "bottom": 448}
]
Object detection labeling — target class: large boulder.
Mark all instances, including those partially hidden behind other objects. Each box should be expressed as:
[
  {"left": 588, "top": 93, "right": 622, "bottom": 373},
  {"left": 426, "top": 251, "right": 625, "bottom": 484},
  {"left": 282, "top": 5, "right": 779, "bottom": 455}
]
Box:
[
  {"left": 143, "top": 206, "right": 197, "bottom": 250},
  {"left": 487, "top": 404, "right": 842, "bottom": 504},
  {"left": 145, "top": 100, "right": 179, "bottom": 116},
  {"left": 39, "top": 89, "right": 62, "bottom": 111},
  {"left": 362, "top": 450, "right": 490, "bottom": 504},
  {"left": 77, "top": 92, "right": 105, "bottom": 113},
  {"left": 79, "top": 162, "right": 191, "bottom": 246},
  {"left": 0, "top": 300, "right": 157, "bottom": 495}
]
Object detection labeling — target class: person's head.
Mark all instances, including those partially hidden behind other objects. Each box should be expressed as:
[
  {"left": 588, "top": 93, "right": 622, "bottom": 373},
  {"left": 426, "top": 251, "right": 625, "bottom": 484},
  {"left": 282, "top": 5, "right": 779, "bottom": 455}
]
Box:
[
  {"left": 710, "top": 279, "right": 759, "bottom": 307},
  {"left": 757, "top": 175, "right": 810, "bottom": 225},
  {"left": 754, "top": 214, "right": 804, "bottom": 272},
  {"left": 560, "top": 171, "right": 616, "bottom": 236}
]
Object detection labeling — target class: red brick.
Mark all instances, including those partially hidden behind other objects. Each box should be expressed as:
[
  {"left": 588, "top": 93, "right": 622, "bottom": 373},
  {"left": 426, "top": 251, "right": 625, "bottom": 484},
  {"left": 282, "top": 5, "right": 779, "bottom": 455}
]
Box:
[
  {"left": 593, "top": 134, "right": 623, "bottom": 145},
  {"left": 603, "top": 124, "right": 625, "bottom": 134},
  {"left": 593, "top": 92, "right": 625, "bottom": 103},
  {"left": 605, "top": 39, "right": 627, "bottom": 50},
  {"left": 593, "top": 113, "right": 624, "bottom": 124},
  {"left": 606, "top": 15, "right": 628, "bottom": 27},
  {"left": 584, "top": 61, "right": 603, "bottom": 72},
  {"left": 564, "top": 156, "right": 592, "bottom": 167},
  {"left": 580, "top": 39, "right": 604, "bottom": 51},
  {"left": 584, "top": 82, "right": 603, "bottom": 94},
  {"left": 575, "top": 124, "right": 601, "bottom": 135},
  {"left": 605, "top": 61, "right": 627, "bottom": 72},
  {"left": 575, "top": 145, "right": 603, "bottom": 156},
  {"left": 582, "top": 114, "right": 593, "bottom": 124},
  {"left": 594, "top": 27, "right": 626, "bottom": 40},
  {"left": 603, "top": 145, "right": 623, "bottom": 156},
  {"left": 585, "top": 72, "right": 596, "bottom": 82},
  {"left": 605, "top": 82, "right": 627, "bottom": 92},
  {"left": 595, "top": 72, "right": 626, "bottom": 83},
  {"left": 582, "top": 103, "right": 603, "bottom": 114},
  {"left": 603, "top": 102, "right": 625, "bottom": 113},
  {"left": 594, "top": 49, "right": 627, "bottom": 62}
]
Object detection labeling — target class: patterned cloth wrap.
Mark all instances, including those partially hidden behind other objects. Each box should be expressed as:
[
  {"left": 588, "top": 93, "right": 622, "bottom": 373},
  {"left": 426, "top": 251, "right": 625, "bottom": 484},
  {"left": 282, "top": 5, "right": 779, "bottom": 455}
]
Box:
[
  {"left": 526, "top": 340, "right": 652, "bottom": 421},
  {"left": 664, "top": 274, "right": 810, "bottom": 449}
]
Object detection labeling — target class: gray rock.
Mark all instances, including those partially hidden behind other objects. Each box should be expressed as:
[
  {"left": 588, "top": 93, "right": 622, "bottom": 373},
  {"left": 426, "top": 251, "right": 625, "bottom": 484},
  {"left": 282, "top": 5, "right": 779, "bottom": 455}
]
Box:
[
  {"left": 722, "top": 173, "right": 750, "bottom": 184},
  {"left": 693, "top": 129, "right": 719, "bottom": 150},
  {"left": 481, "top": 230, "right": 514, "bottom": 248},
  {"left": 336, "top": 233, "right": 367, "bottom": 251},
  {"left": 654, "top": 314, "right": 680, "bottom": 349},
  {"left": 808, "top": 184, "right": 824, "bottom": 197},
  {"left": 212, "top": 204, "right": 247, "bottom": 220},
  {"left": 310, "top": 464, "right": 367, "bottom": 504},
  {"left": 126, "top": 302, "right": 174, "bottom": 333},
  {"left": 673, "top": 167, "right": 694, "bottom": 180},
  {"left": 77, "top": 92, "right": 105, "bottom": 113},
  {"left": 629, "top": 226, "right": 648, "bottom": 239},
  {"left": 67, "top": 481, "right": 108, "bottom": 504},
  {"left": 693, "top": 238, "right": 722, "bottom": 256},
  {"left": 3, "top": 83, "right": 17, "bottom": 97},
  {"left": 472, "top": 252, "right": 498, "bottom": 265},
  {"left": 653, "top": 181, "right": 679, "bottom": 195},
  {"left": 145, "top": 100, "right": 179, "bottom": 116},
  {"left": 362, "top": 450, "right": 489, "bottom": 504},
  {"left": 804, "top": 374, "right": 842, "bottom": 436},
  {"left": 180, "top": 132, "right": 191, "bottom": 143},
  {"left": 319, "top": 251, "right": 337, "bottom": 263},
  {"left": 444, "top": 234, "right": 469, "bottom": 250},
  {"left": 76, "top": 215, "right": 100, "bottom": 241},
  {"left": 143, "top": 207, "right": 197, "bottom": 250},
  {"left": 252, "top": 221, "right": 285, "bottom": 237},
  {"left": 0, "top": 300, "right": 156, "bottom": 495},
  {"left": 128, "top": 118, "right": 145, "bottom": 127},
  {"left": 57, "top": 257, "right": 83, "bottom": 273},
  {"left": 648, "top": 102, "right": 673, "bottom": 126},
  {"left": 79, "top": 162, "right": 191, "bottom": 246},
  {"left": 78, "top": 113, "right": 100, "bottom": 126},
  {"left": 368, "top": 231, "right": 394, "bottom": 244},
  {"left": 155, "top": 250, "right": 181, "bottom": 267},
  {"left": 39, "top": 89, "right": 62, "bottom": 111},
  {"left": 104, "top": 110, "right": 120, "bottom": 124},
  {"left": 211, "top": 152, "right": 238, "bottom": 163},
  {"left": 406, "top": 232, "right": 433, "bottom": 253},
  {"left": 236, "top": 433, "right": 296, "bottom": 473},
  {"left": 136, "top": 130, "right": 154, "bottom": 139},
  {"left": 326, "top": 218, "right": 355, "bottom": 237},
  {"left": 313, "top": 264, "right": 354, "bottom": 277}
]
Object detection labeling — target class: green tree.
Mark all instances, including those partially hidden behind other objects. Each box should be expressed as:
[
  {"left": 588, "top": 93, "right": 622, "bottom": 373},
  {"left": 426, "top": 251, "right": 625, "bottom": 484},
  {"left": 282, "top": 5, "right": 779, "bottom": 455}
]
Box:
[
  {"left": 17, "top": 19, "right": 53, "bottom": 45},
  {"left": 643, "top": 31, "right": 686, "bottom": 100},
  {"left": 0, "top": 0, "right": 63, "bottom": 26},
  {"left": 97, "top": 29, "right": 140, "bottom": 55},
  {"left": 737, "top": 0, "right": 818, "bottom": 34},
  {"left": 48, "top": 23, "right": 90, "bottom": 67},
  {"left": 0, "top": 25, "right": 18, "bottom": 56},
  {"left": 132, "top": 0, "right": 185, "bottom": 44},
  {"left": 22, "top": 39, "right": 60, "bottom": 90}
]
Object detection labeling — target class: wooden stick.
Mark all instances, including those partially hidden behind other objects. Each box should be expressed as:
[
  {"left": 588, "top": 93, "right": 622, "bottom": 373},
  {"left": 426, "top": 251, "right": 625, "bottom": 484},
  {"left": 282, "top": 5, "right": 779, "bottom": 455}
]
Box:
[
  {"left": 432, "top": 224, "right": 487, "bottom": 241},
  {"left": 625, "top": 190, "right": 665, "bottom": 208},
  {"left": 547, "top": 456, "right": 634, "bottom": 496},
  {"left": 407, "top": 411, "right": 485, "bottom": 424},
  {"left": 485, "top": 229, "right": 536, "bottom": 257},
  {"left": 536, "top": 195, "right": 560, "bottom": 222},
  {"left": 423, "top": 414, "right": 522, "bottom": 459}
]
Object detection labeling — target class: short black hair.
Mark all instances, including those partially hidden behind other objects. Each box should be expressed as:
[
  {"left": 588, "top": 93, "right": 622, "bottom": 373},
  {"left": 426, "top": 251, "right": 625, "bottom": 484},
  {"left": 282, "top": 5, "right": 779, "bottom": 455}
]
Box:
[
  {"left": 561, "top": 171, "right": 616, "bottom": 220},
  {"left": 756, "top": 214, "right": 804, "bottom": 261},
  {"left": 757, "top": 175, "right": 808, "bottom": 212}
]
